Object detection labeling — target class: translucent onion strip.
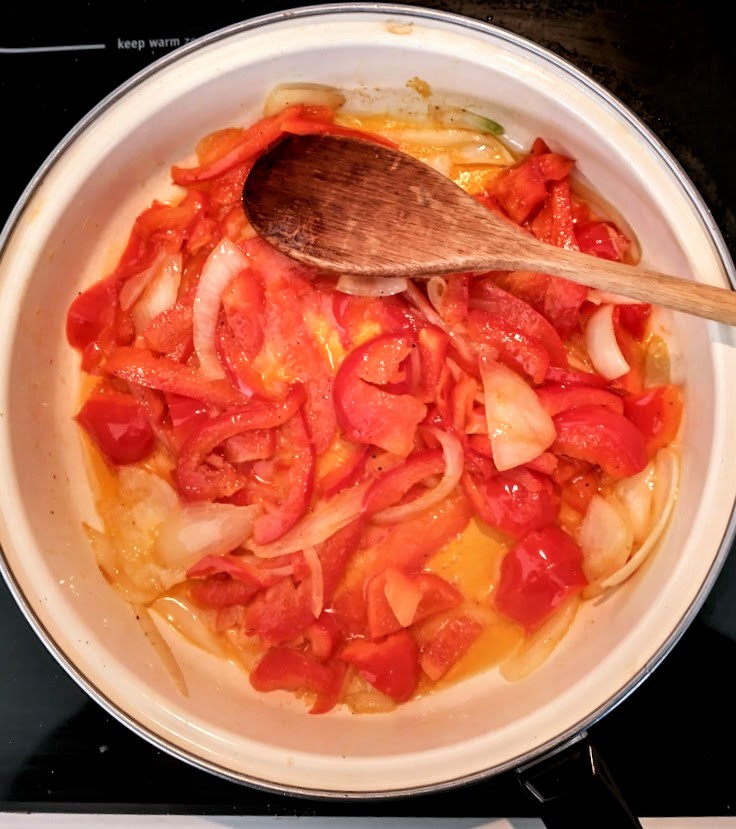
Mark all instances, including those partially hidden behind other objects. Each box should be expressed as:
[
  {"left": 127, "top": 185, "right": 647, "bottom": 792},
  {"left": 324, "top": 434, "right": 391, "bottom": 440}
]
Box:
[
  {"left": 579, "top": 495, "right": 633, "bottom": 583},
  {"left": 585, "top": 304, "right": 629, "bottom": 380},
  {"left": 584, "top": 447, "right": 679, "bottom": 598},
  {"left": 500, "top": 596, "right": 581, "bottom": 682},
  {"left": 134, "top": 603, "right": 188, "bottom": 696},
  {"left": 263, "top": 83, "right": 346, "bottom": 117},
  {"left": 480, "top": 357, "right": 556, "bottom": 471},
  {"left": 132, "top": 253, "right": 182, "bottom": 332},
  {"left": 429, "top": 104, "right": 505, "bottom": 136},
  {"left": 119, "top": 250, "right": 168, "bottom": 311},
  {"left": 336, "top": 274, "right": 408, "bottom": 296},
  {"left": 303, "top": 546, "right": 324, "bottom": 619},
  {"left": 372, "top": 428, "right": 464, "bottom": 525},
  {"left": 427, "top": 276, "right": 447, "bottom": 314},
  {"left": 194, "top": 239, "right": 249, "bottom": 379}
]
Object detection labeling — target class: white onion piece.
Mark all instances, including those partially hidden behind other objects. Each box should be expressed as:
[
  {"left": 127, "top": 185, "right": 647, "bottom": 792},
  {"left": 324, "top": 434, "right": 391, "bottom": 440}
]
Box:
[
  {"left": 579, "top": 495, "right": 634, "bottom": 583},
  {"left": 303, "top": 546, "right": 324, "bottom": 619},
  {"left": 384, "top": 569, "right": 422, "bottom": 627},
  {"left": 156, "top": 502, "right": 260, "bottom": 570},
  {"left": 585, "top": 304, "right": 630, "bottom": 380},
  {"left": 614, "top": 462, "right": 655, "bottom": 543},
  {"left": 500, "top": 596, "right": 581, "bottom": 682},
  {"left": 423, "top": 153, "right": 453, "bottom": 177},
  {"left": 427, "top": 276, "right": 447, "bottom": 314},
  {"left": 194, "top": 239, "right": 249, "bottom": 379},
  {"left": 151, "top": 595, "right": 231, "bottom": 659},
  {"left": 646, "top": 306, "right": 685, "bottom": 384},
  {"left": 480, "top": 357, "right": 556, "bottom": 471},
  {"left": 336, "top": 274, "right": 408, "bottom": 296},
  {"left": 429, "top": 104, "right": 504, "bottom": 137},
  {"left": 372, "top": 428, "right": 464, "bottom": 525},
  {"left": 587, "top": 290, "right": 643, "bottom": 306},
  {"left": 584, "top": 447, "right": 679, "bottom": 597},
  {"left": 134, "top": 603, "right": 188, "bottom": 696},
  {"left": 119, "top": 250, "right": 168, "bottom": 311},
  {"left": 132, "top": 253, "right": 182, "bottom": 332},
  {"left": 450, "top": 143, "right": 514, "bottom": 165},
  {"left": 263, "top": 83, "right": 346, "bottom": 117},
  {"left": 247, "top": 483, "right": 368, "bottom": 558}
]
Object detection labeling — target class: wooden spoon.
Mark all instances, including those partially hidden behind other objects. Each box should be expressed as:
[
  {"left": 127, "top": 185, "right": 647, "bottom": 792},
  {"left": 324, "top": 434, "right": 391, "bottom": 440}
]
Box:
[{"left": 242, "top": 133, "right": 736, "bottom": 325}]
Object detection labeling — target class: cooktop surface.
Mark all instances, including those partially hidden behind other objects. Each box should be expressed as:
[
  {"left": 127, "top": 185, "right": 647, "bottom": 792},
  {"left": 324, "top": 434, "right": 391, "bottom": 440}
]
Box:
[{"left": 1, "top": 0, "right": 735, "bottom": 819}]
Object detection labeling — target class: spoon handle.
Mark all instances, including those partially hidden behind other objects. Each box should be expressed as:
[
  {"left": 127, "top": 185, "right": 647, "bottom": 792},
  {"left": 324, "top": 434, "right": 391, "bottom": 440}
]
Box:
[{"left": 498, "top": 235, "right": 736, "bottom": 326}]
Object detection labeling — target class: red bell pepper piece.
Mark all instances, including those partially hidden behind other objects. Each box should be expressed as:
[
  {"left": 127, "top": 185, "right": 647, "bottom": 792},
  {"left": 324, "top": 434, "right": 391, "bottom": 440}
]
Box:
[
  {"left": 75, "top": 388, "right": 154, "bottom": 465},
  {"left": 363, "top": 449, "right": 445, "bottom": 515},
  {"left": 467, "top": 309, "right": 551, "bottom": 384},
  {"left": 419, "top": 614, "right": 484, "bottom": 681},
  {"left": 340, "top": 630, "right": 420, "bottom": 703},
  {"left": 536, "top": 384, "right": 624, "bottom": 417},
  {"left": 623, "top": 384, "right": 683, "bottom": 457}
]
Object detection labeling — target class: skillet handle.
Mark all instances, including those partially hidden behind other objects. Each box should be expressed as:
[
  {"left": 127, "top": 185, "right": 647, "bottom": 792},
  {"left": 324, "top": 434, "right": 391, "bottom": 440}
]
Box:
[{"left": 516, "top": 731, "right": 642, "bottom": 829}]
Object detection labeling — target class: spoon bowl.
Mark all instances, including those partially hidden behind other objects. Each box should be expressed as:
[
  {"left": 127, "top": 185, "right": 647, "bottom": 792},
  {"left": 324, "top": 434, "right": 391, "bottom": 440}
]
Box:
[{"left": 243, "top": 133, "right": 736, "bottom": 325}]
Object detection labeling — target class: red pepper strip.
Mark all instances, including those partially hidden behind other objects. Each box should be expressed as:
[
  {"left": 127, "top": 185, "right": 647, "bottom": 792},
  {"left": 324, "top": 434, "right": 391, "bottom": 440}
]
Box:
[
  {"left": 304, "top": 614, "right": 342, "bottom": 662},
  {"left": 492, "top": 150, "right": 575, "bottom": 224},
  {"left": 544, "top": 366, "right": 608, "bottom": 388},
  {"left": 576, "top": 220, "right": 631, "bottom": 261},
  {"left": 494, "top": 525, "right": 587, "bottom": 633},
  {"left": 531, "top": 179, "right": 579, "bottom": 251},
  {"left": 252, "top": 410, "right": 315, "bottom": 545},
  {"left": 414, "top": 326, "right": 450, "bottom": 403},
  {"left": 245, "top": 577, "right": 315, "bottom": 646},
  {"left": 250, "top": 647, "right": 345, "bottom": 714},
  {"left": 462, "top": 467, "right": 560, "bottom": 539},
  {"left": 174, "top": 385, "right": 306, "bottom": 500},
  {"left": 617, "top": 304, "right": 652, "bottom": 341},
  {"left": 340, "top": 630, "right": 420, "bottom": 703},
  {"left": 104, "top": 346, "right": 245, "bottom": 409},
  {"left": 466, "top": 309, "right": 550, "bottom": 385},
  {"left": 419, "top": 614, "right": 484, "bottom": 681},
  {"left": 333, "top": 334, "right": 427, "bottom": 457},
  {"left": 536, "top": 384, "right": 624, "bottom": 417},
  {"left": 75, "top": 389, "right": 154, "bottom": 466},
  {"left": 318, "top": 444, "right": 372, "bottom": 497},
  {"left": 363, "top": 448, "right": 445, "bottom": 515},
  {"left": 552, "top": 404, "right": 648, "bottom": 479},
  {"left": 215, "top": 323, "right": 282, "bottom": 400},
  {"left": 186, "top": 554, "right": 290, "bottom": 607},
  {"left": 142, "top": 298, "right": 194, "bottom": 356},
  {"left": 469, "top": 279, "right": 568, "bottom": 367},
  {"left": 134, "top": 190, "right": 208, "bottom": 251},
  {"left": 437, "top": 274, "right": 471, "bottom": 325}
]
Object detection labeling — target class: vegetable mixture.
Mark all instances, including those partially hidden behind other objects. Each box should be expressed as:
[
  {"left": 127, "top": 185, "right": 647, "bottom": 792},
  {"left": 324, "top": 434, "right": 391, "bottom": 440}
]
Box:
[{"left": 67, "top": 84, "right": 683, "bottom": 714}]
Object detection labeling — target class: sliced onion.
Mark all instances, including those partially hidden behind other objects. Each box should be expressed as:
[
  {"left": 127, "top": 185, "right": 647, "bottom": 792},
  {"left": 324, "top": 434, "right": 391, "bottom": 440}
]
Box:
[
  {"left": 151, "top": 595, "right": 231, "bottom": 660},
  {"left": 614, "top": 462, "right": 655, "bottom": 543},
  {"left": 587, "top": 289, "right": 643, "bottom": 306},
  {"left": 480, "top": 357, "right": 556, "bottom": 471},
  {"left": 132, "top": 253, "right": 182, "bottom": 332},
  {"left": 263, "top": 83, "right": 346, "bottom": 117},
  {"left": 500, "top": 596, "right": 581, "bottom": 682},
  {"left": 427, "top": 276, "right": 447, "bottom": 314},
  {"left": 119, "top": 250, "right": 168, "bottom": 311},
  {"left": 247, "top": 483, "right": 368, "bottom": 558},
  {"left": 156, "top": 502, "right": 260, "bottom": 570},
  {"left": 584, "top": 448, "right": 679, "bottom": 598},
  {"left": 372, "top": 428, "right": 464, "bottom": 525},
  {"left": 134, "top": 603, "right": 188, "bottom": 696},
  {"left": 646, "top": 306, "right": 685, "bottom": 384},
  {"left": 579, "top": 494, "right": 634, "bottom": 583},
  {"left": 404, "top": 281, "right": 448, "bottom": 330},
  {"left": 303, "top": 546, "right": 324, "bottom": 619},
  {"left": 194, "top": 239, "right": 249, "bottom": 379},
  {"left": 423, "top": 153, "right": 453, "bottom": 177},
  {"left": 429, "top": 104, "right": 505, "bottom": 137},
  {"left": 585, "top": 304, "right": 629, "bottom": 380},
  {"left": 384, "top": 569, "right": 422, "bottom": 627},
  {"left": 336, "top": 274, "right": 408, "bottom": 296},
  {"left": 449, "top": 143, "right": 515, "bottom": 166}
]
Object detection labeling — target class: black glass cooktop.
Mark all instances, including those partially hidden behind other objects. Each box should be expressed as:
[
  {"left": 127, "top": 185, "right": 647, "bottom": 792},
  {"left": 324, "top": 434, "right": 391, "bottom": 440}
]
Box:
[{"left": 1, "top": 0, "right": 735, "bottom": 819}]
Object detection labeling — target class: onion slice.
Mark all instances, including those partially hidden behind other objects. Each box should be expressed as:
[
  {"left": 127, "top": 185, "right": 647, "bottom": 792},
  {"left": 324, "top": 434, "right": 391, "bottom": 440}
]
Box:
[
  {"left": 480, "top": 357, "right": 556, "bottom": 471},
  {"left": 579, "top": 494, "right": 634, "bottom": 583},
  {"left": 132, "top": 253, "right": 182, "bottom": 332},
  {"left": 247, "top": 483, "right": 368, "bottom": 558},
  {"left": 194, "top": 239, "right": 249, "bottom": 379},
  {"left": 585, "top": 304, "right": 629, "bottom": 380},
  {"left": 584, "top": 447, "right": 679, "bottom": 598},
  {"left": 303, "top": 546, "right": 324, "bottom": 619},
  {"left": 336, "top": 274, "right": 408, "bottom": 296},
  {"left": 372, "top": 428, "right": 464, "bottom": 525},
  {"left": 156, "top": 502, "right": 261, "bottom": 570},
  {"left": 263, "top": 83, "right": 346, "bottom": 117},
  {"left": 119, "top": 250, "right": 168, "bottom": 311}
]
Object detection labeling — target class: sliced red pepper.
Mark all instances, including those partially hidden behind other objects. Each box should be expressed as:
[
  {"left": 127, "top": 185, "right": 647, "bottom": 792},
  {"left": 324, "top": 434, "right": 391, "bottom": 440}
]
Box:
[
  {"left": 415, "top": 326, "right": 449, "bottom": 403},
  {"left": 469, "top": 279, "right": 568, "bottom": 367},
  {"left": 75, "top": 388, "right": 154, "bottom": 465},
  {"left": 174, "top": 385, "right": 306, "bottom": 500},
  {"left": 245, "top": 577, "right": 314, "bottom": 646},
  {"left": 252, "top": 410, "right": 315, "bottom": 545},
  {"left": 318, "top": 444, "right": 371, "bottom": 497},
  {"left": 536, "top": 384, "right": 624, "bottom": 417},
  {"left": 340, "top": 630, "right": 420, "bottom": 703},
  {"left": 467, "top": 309, "right": 551, "bottom": 384},
  {"left": 249, "top": 646, "right": 345, "bottom": 714},
  {"left": 221, "top": 269, "right": 266, "bottom": 358},
  {"left": 623, "top": 384, "right": 683, "bottom": 457},
  {"left": 495, "top": 525, "right": 587, "bottom": 632},
  {"left": 576, "top": 220, "right": 631, "bottom": 261},
  {"left": 134, "top": 190, "right": 208, "bottom": 251},
  {"left": 492, "top": 149, "right": 575, "bottom": 225},
  {"left": 333, "top": 334, "right": 427, "bottom": 456},
  {"left": 617, "top": 303, "right": 652, "bottom": 341},
  {"left": 419, "top": 614, "right": 484, "bottom": 681},
  {"left": 544, "top": 365, "right": 608, "bottom": 388},
  {"left": 105, "top": 346, "right": 245, "bottom": 409},
  {"left": 304, "top": 614, "right": 342, "bottom": 662},
  {"left": 462, "top": 467, "right": 560, "bottom": 538},
  {"left": 552, "top": 404, "right": 648, "bottom": 479},
  {"left": 363, "top": 449, "right": 445, "bottom": 515}
]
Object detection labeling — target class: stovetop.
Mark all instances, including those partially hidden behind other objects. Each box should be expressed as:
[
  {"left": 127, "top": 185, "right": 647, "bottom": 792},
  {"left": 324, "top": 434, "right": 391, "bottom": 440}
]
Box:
[{"left": 1, "top": 0, "right": 735, "bottom": 818}]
